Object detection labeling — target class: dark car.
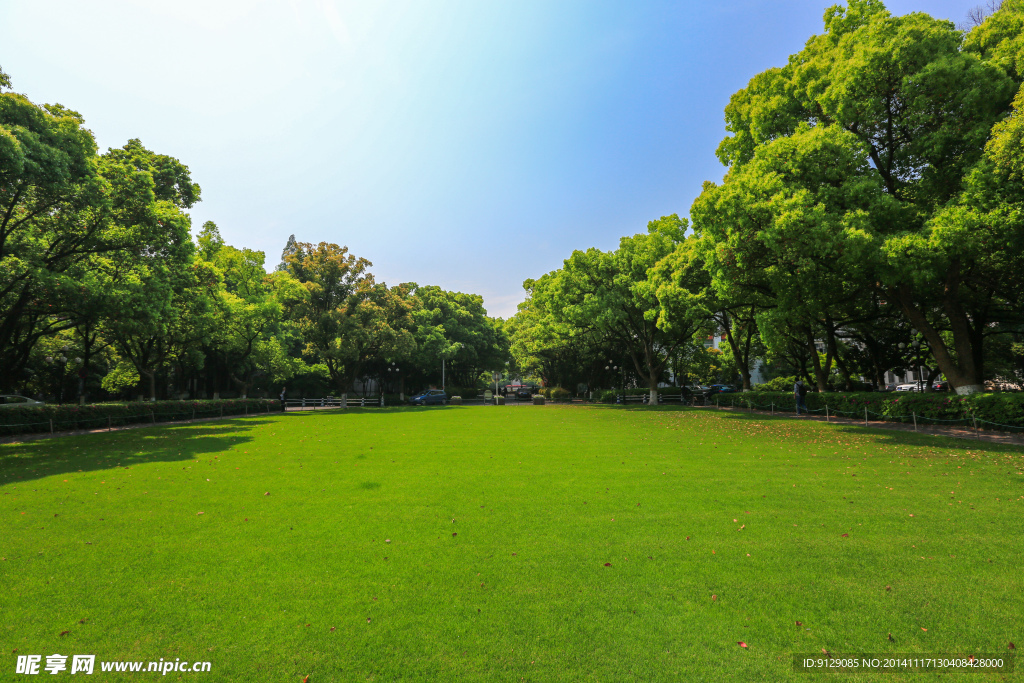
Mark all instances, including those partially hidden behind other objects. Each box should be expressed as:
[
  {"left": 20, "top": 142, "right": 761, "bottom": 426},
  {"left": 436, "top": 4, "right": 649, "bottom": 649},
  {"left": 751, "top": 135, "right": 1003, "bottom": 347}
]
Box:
[
  {"left": 515, "top": 387, "right": 533, "bottom": 400},
  {"left": 709, "top": 384, "right": 737, "bottom": 394},
  {"left": 932, "top": 380, "right": 950, "bottom": 392},
  {"left": 409, "top": 389, "right": 448, "bottom": 406}
]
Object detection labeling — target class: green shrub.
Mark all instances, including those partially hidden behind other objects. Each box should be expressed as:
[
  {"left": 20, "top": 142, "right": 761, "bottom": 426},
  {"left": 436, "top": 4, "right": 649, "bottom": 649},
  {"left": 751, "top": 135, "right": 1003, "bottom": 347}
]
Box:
[
  {"left": 753, "top": 376, "right": 796, "bottom": 392},
  {"left": 550, "top": 387, "right": 571, "bottom": 400},
  {"left": 0, "top": 399, "right": 280, "bottom": 437},
  {"left": 597, "top": 390, "right": 618, "bottom": 403}
]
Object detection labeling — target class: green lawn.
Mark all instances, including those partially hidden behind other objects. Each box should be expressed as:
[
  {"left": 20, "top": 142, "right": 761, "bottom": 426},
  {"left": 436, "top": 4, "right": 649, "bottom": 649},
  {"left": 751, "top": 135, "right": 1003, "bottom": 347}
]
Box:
[{"left": 2, "top": 406, "right": 1021, "bottom": 681}]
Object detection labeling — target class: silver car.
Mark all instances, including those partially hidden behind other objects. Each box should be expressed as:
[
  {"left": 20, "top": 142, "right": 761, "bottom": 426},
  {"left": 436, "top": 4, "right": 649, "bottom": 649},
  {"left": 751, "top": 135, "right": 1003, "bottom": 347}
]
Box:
[{"left": 0, "top": 394, "right": 45, "bottom": 407}]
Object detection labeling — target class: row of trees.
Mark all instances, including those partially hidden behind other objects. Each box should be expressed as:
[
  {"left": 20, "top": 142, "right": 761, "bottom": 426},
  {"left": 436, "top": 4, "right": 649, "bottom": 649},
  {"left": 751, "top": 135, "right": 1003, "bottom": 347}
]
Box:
[
  {"left": 507, "top": 0, "right": 1024, "bottom": 400},
  {"left": 0, "top": 68, "right": 507, "bottom": 403}
]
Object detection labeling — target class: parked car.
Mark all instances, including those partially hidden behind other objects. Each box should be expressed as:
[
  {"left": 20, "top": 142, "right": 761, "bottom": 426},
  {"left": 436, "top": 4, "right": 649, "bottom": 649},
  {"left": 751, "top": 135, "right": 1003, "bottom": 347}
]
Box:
[
  {"left": 895, "top": 383, "right": 920, "bottom": 392},
  {"left": 409, "top": 389, "right": 448, "bottom": 406},
  {"left": 932, "top": 380, "right": 950, "bottom": 392},
  {"left": 0, "top": 394, "right": 44, "bottom": 407},
  {"left": 515, "top": 387, "right": 534, "bottom": 401},
  {"left": 709, "top": 384, "right": 737, "bottom": 394}
]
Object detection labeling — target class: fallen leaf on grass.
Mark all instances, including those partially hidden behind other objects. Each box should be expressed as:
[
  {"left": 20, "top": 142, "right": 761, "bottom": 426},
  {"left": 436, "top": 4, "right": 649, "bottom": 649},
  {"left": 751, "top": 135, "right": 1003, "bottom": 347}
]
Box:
[
  {"left": 330, "top": 627, "right": 335, "bottom": 632},
  {"left": 197, "top": 512, "right": 204, "bottom": 516},
  {"left": 885, "top": 585, "right": 892, "bottom": 591},
  {"left": 888, "top": 633, "right": 894, "bottom": 642},
  {"left": 921, "top": 627, "right": 927, "bottom": 632},
  {"left": 1009, "top": 643, "right": 1015, "bottom": 650},
  {"left": 366, "top": 618, "right": 371, "bottom": 623},
  {"left": 264, "top": 492, "right": 270, "bottom": 496},
  {"left": 738, "top": 642, "right": 747, "bottom": 648},
  {"left": 452, "top": 532, "right": 457, "bottom": 537},
  {"left": 59, "top": 631, "right": 70, "bottom": 637},
  {"left": 795, "top": 621, "right": 802, "bottom": 627},
  {"left": 841, "top": 533, "right": 848, "bottom": 537},
  {"left": 604, "top": 563, "right": 612, "bottom": 567},
  {"left": 711, "top": 595, "right": 717, "bottom": 601},
  {"left": 302, "top": 676, "right": 309, "bottom": 683}
]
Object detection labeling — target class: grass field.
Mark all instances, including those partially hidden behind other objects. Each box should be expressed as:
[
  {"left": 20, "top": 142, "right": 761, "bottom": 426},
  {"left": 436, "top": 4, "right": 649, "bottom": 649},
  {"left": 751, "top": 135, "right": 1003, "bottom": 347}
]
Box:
[{"left": 1, "top": 405, "right": 1022, "bottom": 681}]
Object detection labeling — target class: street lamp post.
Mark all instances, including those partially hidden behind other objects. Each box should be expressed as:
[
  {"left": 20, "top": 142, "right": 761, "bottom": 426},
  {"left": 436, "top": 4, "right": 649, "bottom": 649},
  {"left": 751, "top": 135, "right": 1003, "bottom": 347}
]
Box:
[
  {"left": 46, "top": 346, "right": 80, "bottom": 405},
  {"left": 605, "top": 360, "right": 620, "bottom": 404},
  {"left": 912, "top": 339, "right": 923, "bottom": 391},
  {"left": 387, "top": 362, "right": 402, "bottom": 401}
]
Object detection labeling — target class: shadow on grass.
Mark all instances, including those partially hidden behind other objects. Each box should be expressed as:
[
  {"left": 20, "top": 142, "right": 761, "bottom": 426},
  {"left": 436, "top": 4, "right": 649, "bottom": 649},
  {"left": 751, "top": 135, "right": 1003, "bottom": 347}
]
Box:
[
  {"left": 0, "top": 417, "right": 276, "bottom": 487},
  {"left": 705, "top": 406, "right": 1024, "bottom": 455}
]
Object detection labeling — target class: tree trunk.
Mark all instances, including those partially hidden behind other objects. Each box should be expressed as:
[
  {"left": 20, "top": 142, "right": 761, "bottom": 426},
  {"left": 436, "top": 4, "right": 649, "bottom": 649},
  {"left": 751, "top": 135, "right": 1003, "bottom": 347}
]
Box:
[
  {"left": 894, "top": 279, "right": 985, "bottom": 395},
  {"left": 807, "top": 330, "right": 832, "bottom": 392}
]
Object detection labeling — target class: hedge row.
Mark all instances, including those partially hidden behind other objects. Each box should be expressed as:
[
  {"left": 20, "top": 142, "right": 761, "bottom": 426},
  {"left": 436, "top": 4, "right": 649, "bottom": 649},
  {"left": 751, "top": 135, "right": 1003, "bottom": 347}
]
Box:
[
  {"left": 715, "top": 391, "right": 1024, "bottom": 429},
  {"left": 0, "top": 399, "right": 280, "bottom": 437}
]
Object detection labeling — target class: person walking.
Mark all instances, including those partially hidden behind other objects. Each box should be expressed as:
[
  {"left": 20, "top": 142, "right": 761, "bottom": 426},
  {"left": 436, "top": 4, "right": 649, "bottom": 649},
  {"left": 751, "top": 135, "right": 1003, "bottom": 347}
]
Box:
[
  {"left": 279, "top": 386, "right": 287, "bottom": 412},
  {"left": 794, "top": 379, "right": 808, "bottom": 415}
]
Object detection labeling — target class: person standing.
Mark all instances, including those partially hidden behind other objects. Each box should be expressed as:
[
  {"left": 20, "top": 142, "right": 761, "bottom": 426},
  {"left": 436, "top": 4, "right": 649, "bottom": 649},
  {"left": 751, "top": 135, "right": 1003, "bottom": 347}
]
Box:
[
  {"left": 794, "top": 379, "right": 808, "bottom": 415},
  {"left": 279, "top": 386, "right": 287, "bottom": 412}
]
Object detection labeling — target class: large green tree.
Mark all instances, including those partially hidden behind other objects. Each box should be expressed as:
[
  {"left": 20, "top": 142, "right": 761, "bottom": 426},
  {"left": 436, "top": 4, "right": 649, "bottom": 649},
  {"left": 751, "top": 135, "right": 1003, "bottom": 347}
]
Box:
[
  {"left": 1, "top": 76, "right": 106, "bottom": 390},
  {"left": 708, "top": 0, "right": 1019, "bottom": 393},
  {"left": 532, "top": 215, "right": 708, "bottom": 404}
]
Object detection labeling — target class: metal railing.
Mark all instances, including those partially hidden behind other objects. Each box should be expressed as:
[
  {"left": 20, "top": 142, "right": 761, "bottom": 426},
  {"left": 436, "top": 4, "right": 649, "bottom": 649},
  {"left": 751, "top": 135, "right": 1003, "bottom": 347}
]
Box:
[
  {"left": 284, "top": 396, "right": 384, "bottom": 410},
  {"left": 711, "top": 394, "right": 1024, "bottom": 437}
]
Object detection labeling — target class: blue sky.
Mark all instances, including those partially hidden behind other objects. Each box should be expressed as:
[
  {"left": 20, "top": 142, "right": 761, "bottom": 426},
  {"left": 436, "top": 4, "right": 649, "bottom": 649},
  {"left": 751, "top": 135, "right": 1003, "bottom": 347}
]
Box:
[{"left": 1, "top": 0, "right": 980, "bottom": 317}]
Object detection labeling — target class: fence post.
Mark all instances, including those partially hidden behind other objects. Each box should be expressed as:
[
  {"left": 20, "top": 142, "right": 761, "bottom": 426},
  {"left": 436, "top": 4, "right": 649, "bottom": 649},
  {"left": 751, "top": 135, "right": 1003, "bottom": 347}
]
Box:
[
  {"left": 380, "top": 395, "right": 384, "bottom": 407},
  {"left": 49, "top": 418, "right": 54, "bottom": 434},
  {"left": 361, "top": 397, "right": 365, "bottom": 407},
  {"left": 913, "top": 411, "right": 917, "bottom": 432},
  {"left": 771, "top": 402, "right": 774, "bottom": 415},
  {"left": 108, "top": 416, "right": 112, "bottom": 432},
  {"left": 972, "top": 413, "right": 979, "bottom": 438},
  {"left": 826, "top": 405, "right": 829, "bottom": 422},
  {"left": 716, "top": 396, "right": 719, "bottom": 409},
  {"left": 151, "top": 412, "right": 155, "bottom": 423},
  {"left": 864, "top": 406, "right": 868, "bottom": 426}
]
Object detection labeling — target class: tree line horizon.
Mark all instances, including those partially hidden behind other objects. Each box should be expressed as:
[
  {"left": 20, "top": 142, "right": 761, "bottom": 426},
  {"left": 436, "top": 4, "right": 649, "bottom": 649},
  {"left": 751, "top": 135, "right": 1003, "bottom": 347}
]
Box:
[{"left": 2, "top": 0, "right": 1023, "bottom": 403}]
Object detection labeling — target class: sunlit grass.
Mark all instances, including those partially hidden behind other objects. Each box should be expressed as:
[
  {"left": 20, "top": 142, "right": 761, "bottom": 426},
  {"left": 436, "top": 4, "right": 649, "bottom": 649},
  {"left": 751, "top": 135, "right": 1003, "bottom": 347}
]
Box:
[{"left": 2, "top": 406, "right": 1021, "bottom": 681}]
